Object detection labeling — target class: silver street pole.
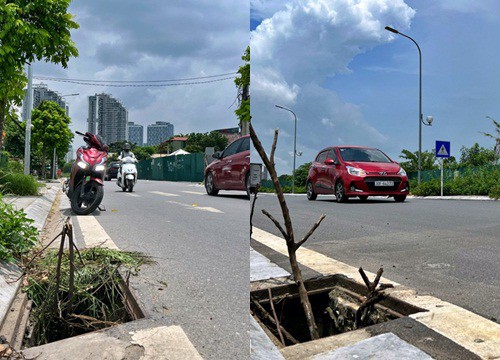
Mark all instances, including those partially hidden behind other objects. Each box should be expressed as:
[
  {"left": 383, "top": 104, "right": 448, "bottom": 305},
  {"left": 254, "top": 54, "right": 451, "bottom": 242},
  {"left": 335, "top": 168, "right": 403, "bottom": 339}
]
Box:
[{"left": 24, "top": 64, "right": 33, "bottom": 175}]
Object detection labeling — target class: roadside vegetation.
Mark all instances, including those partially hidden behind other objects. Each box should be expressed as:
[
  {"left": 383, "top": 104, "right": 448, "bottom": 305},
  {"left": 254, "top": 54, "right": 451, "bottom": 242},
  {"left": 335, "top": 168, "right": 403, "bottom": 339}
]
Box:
[
  {"left": 0, "top": 194, "right": 38, "bottom": 262},
  {"left": 24, "top": 246, "right": 154, "bottom": 345},
  {"left": 0, "top": 152, "right": 40, "bottom": 196}
]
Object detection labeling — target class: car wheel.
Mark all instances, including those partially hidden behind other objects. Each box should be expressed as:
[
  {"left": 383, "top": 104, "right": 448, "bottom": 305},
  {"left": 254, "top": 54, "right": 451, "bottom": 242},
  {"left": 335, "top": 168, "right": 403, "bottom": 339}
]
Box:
[
  {"left": 394, "top": 195, "right": 406, "bottom": 202},
  {"left": 205, "top": 172, "right": 219, "bottom": 196},
  {"left": 335, "top": 180, "right": 348, "bottom": 203},
  {"left": 306, "top": 181, "right": 317, "bottom": 201},
  {"left": 358, "top": 195, "right": 368, "bottom": 201}
]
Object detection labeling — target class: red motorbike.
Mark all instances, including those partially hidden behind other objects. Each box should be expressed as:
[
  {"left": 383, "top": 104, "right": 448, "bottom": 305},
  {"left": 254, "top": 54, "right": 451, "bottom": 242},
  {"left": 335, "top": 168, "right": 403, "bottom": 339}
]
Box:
[{"left": 64, "top": 131, "right": 108, "bottom": 215}]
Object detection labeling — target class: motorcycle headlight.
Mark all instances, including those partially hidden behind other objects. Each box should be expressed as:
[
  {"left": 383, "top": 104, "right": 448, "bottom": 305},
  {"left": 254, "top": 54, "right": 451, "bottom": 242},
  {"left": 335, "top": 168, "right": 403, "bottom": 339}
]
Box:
[
  {"left": 94, "top": 165, "right": 105, "bottom": 172},
  {"left": 398, "top": 167, "right": 407, "bottom": 176},
  {"left": 346, "top": 166, "right": 366, "bottom": 177},
  {"left": 77, "top": 161, "right": 88, "bottom": 169}
]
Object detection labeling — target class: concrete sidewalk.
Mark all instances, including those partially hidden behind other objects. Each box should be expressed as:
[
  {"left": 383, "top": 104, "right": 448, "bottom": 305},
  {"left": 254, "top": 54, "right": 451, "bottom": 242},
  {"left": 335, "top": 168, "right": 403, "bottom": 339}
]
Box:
[{"left": 0, "top": 181, "right": 61, "bottom": 328}]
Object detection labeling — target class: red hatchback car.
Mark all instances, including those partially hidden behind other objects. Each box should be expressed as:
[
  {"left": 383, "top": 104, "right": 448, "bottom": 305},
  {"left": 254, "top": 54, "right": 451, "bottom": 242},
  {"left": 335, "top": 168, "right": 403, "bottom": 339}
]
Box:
[
  {"left": 306, "top": 146, "right": 409, "bottom": 202},
  {"left": 204, "top": 135, "right": 251, "bottom": 198}
]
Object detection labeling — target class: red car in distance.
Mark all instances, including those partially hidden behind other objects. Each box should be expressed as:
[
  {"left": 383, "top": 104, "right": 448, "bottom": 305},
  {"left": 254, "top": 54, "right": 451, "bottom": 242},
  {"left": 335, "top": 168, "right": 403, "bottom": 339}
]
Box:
[
  {"left": 204, "top": 135, "right": 251, "bottom": 198},
  {"left": 306, "top": 146, "right": 410, "bottom": 203}
]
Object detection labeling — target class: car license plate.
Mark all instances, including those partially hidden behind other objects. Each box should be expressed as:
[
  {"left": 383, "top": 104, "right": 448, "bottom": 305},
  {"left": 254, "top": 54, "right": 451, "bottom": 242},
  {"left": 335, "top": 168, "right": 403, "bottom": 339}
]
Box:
[{"left": 375, "top": 180, "right": 394, "bottom": 186}]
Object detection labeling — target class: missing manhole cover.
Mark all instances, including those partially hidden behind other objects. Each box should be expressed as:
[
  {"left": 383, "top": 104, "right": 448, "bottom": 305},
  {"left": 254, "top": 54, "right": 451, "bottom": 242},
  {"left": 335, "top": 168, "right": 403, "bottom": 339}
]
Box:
[{"left": 251, "top": 275, "right": 423, "bottom": 347}]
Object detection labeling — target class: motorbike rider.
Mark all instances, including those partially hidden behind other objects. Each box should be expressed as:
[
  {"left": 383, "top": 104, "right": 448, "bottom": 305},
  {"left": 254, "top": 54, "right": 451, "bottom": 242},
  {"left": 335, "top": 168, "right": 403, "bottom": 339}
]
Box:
[{"left": 118, "top": 143, "right": 136, "bottom": 182}]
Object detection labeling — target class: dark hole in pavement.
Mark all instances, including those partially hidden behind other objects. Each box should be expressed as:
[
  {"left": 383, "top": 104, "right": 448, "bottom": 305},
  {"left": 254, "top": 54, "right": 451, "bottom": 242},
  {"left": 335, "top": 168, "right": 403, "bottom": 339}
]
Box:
[
  {"left": 24, "top": 270, "right": 145, "bottom": 347},
  {"left": 251, "top": 275, "right": 424, "bottom": 347}
]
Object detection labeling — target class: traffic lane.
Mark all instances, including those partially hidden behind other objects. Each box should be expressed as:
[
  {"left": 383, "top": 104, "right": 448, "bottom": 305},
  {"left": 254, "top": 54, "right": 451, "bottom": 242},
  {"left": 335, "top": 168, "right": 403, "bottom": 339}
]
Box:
[
  {"left": 84, "top": 181, "right": 249, "bottom": 360},
  {"left": 253, "top": 194, "right": 499, "bottom": 242},
  {"left": 253, "top": 194, "right": 500, "bottom": 321}
]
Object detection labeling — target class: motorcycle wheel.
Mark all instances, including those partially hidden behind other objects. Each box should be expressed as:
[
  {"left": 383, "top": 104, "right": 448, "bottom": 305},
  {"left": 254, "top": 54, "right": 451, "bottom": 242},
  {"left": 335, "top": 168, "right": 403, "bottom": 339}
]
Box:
[
  {"left": 71, "top": 182, "right": 104, "bottom": 215},
  {"left": 127, "top": 180, "right": 134, "bottom": 192}
]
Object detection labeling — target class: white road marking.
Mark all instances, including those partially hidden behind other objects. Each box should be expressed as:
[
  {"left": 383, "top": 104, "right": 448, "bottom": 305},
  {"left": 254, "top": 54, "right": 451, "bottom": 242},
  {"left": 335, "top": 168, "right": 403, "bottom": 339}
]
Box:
[
  {"left": 149, "top": 191, "right": 180, "bottom": 197},
  {"left": 76, "top": 216, "right": 119, "bottom": 250},
  {"left": 124, "top": 193, "right": 141, "bottom": 197},
  {"left": 181, "top": 191, "right": 205, "bottom": 195},
  {"left": 191, "top": 206, "right": 223, "bottom": 213},
  {"left": 251, "top": 227, "right": 397, "bottom": 285},
  {"left": 166, "top": 201, "right": 224, "bottom": 213},
  {"left": 252, "top": 227, "right": 500, "bottom": 359}
]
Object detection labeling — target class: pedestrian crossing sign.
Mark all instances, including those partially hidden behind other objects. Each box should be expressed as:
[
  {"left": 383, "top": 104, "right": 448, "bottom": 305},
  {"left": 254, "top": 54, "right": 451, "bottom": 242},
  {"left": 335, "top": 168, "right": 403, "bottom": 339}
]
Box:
[{"left": 435, "top": 141, "right": 451, "bottom": 158}]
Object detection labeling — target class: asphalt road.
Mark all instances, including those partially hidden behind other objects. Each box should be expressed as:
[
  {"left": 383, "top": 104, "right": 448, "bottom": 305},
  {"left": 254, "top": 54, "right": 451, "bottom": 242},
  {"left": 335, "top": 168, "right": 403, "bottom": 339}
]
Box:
[
  {"left": 252, "top": 194, "right": 500, "bottom": 323},
  {"left": 70, "top": 180, "right": 249, "bottom": 360}
]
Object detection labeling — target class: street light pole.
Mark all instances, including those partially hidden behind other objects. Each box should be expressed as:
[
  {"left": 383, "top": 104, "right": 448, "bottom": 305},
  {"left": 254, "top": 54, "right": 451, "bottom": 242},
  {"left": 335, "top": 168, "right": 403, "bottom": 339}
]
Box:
[
  {"left": 385, "top": 26, "right": 432, "bottom": 185},
  {"left": 275, "top": 104, "right": 297, "bottom": 194},
  {"left": 24, "top": 64, "right": 33, "bottom": 175}
]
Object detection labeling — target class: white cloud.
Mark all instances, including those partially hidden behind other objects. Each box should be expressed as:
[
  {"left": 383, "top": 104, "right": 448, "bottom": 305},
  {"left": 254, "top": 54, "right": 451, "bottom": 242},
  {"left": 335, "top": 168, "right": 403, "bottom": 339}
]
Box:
[
  {"left": 251, "top": 0, "right": 414, "bottom": 174},
  {"left": 32, "top": 0, "right": 248, "bottom": 148}
]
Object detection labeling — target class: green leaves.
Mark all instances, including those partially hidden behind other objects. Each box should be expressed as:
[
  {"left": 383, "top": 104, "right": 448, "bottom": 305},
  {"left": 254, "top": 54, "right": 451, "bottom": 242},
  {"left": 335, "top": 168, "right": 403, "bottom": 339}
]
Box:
[
  {"left": 0, "top": 195, "right": 39, "bottom": 262},
  {"left": 0, "top": 0, "right": 79, "bottom": 147}
]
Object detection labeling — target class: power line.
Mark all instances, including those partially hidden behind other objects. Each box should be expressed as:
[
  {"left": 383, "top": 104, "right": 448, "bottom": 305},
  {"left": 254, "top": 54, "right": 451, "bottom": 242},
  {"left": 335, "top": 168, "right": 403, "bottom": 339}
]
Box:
[
  {"left": 34, "top": 72, "right": 238, "bottom": 84},
  {"left": 32, "top": 77, "right": 236, "bottom": 87}
]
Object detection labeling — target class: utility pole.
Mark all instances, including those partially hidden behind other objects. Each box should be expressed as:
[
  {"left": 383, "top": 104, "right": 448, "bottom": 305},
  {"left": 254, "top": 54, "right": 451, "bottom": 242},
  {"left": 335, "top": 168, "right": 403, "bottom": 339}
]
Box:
[
  {"left": 24, "top": 64, "right": 33, "bottom": 175},
  {"left": 240, "top": 84, "right": 250, "bottom": 136}
]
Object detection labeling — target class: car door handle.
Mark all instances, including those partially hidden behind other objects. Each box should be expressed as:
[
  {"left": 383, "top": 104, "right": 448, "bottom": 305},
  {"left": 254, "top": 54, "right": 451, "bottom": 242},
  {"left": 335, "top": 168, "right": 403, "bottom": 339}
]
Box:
[
  {"left": 245, "top": 155, "right": 250, "bottom": 159},
  {"left": 227, "top": 160, "right": 232, "bottom": 163}
]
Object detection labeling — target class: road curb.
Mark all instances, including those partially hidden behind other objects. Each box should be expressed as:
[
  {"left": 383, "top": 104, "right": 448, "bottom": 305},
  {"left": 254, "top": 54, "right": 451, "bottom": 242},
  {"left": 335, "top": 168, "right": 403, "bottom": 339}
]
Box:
[
  {"left": 408, "top": 195, "right": 497, "bottom": 201},
  {"left": 0, "top": 183, "right": 61, "bottom": 329},
  {"left": 251, "top": 228, "right": 500, "bottom": 360}
]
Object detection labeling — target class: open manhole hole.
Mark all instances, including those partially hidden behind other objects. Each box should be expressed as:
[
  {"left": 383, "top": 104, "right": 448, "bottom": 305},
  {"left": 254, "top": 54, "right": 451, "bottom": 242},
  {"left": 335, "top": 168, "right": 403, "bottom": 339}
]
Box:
[
  {"left": 251, "top": 274, "right": 424, "bottom": 346},
  {"left": 19, "top": 248, "right": 148, "bottom": 348}
]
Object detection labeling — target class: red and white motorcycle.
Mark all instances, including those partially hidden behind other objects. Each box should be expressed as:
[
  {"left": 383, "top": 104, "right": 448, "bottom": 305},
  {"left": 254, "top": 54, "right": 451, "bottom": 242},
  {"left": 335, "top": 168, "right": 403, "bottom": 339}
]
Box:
[{"left": 63, "top": 131, "right": 108, "bottom": 215}]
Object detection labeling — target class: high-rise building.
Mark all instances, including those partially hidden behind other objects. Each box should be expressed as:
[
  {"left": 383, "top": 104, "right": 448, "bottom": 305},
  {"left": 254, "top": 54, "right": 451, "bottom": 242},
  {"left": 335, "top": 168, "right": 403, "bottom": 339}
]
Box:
[
  {"left": 147, "top": 121, "right": 174, "bottom": 146},
  {"left": 22, "top": 84, "right": 68, "bottom": 120},
  {"left": 65, "top": 145, "right": 73, "bottom": 163},
  {"left": 128, "top": 122, "right": 144, "bottom": 146},
  {"left": 87, "top": 93, "right": 128, "bottom": 144}
]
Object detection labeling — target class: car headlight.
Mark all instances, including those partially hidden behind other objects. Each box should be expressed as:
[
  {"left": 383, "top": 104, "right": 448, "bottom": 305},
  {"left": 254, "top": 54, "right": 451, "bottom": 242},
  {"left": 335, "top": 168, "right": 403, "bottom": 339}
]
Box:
[
  {"left": 94, "top": 165, "right": 105, "bottom": 172},
  {"left": 346, "top": 166, "right": 366, "bottom": 176},
  {"left": 77, "top": 161, "right": 88, "bottom": 169},
  {"left": 397, "top": 168, "right": 407, "bottom": 176}
]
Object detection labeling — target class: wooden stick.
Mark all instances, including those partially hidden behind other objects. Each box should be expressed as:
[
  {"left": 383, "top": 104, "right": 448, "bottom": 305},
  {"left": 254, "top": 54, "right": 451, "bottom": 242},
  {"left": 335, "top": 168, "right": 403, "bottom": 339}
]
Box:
[
  {"left": 268, "top": 288, "right": 285, "bottom": 345},
  {"left": 296, "top": 214, "right": 326, "bottom": 249},
  {"left": 262, "top": 209, "right": 288, "bottom": 240},
  {"left": 251, "top": 297, "right": 299, "bottom": 345}
]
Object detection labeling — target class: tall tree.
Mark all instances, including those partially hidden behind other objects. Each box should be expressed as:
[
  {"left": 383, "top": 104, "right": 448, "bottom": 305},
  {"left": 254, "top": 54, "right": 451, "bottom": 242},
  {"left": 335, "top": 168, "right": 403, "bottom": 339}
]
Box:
[
  {"left": 482, "top": 116, "right": 500, "bottom": 163},
  {"left": 31, "top": 101, "right": 73, "bottom": 178},
  {"left": 459, "top": 143, "right": 495, "bottom": 167},
  {"left": 399, "top": 149, "right": 438, "bottom": 173},
  {"left": 0, "top": 0, "right": 79, "bottom": 148},
  {"left": 235, "top": 46, "right": 250, "bottom": 135}
]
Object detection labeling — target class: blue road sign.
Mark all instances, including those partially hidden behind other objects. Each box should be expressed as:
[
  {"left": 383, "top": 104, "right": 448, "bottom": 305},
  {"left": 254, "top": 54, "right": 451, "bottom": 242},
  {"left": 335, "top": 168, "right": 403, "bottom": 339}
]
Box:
[{"left": 436, "top": 141, "right": 451, "bottom": 158}]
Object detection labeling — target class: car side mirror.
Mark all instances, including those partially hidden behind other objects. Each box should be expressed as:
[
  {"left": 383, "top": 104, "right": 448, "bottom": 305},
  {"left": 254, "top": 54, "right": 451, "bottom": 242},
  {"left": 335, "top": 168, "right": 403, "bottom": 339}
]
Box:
[
  {"left": 212, "top": 152, "right": 222, "bottom": 159},
  {"left": 324, "top": 158, "right": 336, "bottom": 165}
]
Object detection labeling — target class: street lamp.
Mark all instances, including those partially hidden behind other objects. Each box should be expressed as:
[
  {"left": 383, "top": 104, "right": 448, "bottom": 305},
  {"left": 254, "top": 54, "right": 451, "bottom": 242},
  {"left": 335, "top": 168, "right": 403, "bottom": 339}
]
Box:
[
  {"left": 385, "top": 26, "right": 432, "bottom": 185},
  {"left": 275, "top": 104, "right": 298, "bottom": 194}
]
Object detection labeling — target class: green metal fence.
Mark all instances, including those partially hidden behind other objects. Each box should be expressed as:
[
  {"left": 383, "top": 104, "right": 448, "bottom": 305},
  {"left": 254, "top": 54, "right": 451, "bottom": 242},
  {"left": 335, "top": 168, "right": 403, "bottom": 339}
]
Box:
[
  {"left": 137, "top": 153, "right": 205, "bottom": 182},
  {"left": 407, "top": 164, "right": 500, "bottom": 182},
  {"left": 0, "top": 153, "right": 8, "bottom": 169}
]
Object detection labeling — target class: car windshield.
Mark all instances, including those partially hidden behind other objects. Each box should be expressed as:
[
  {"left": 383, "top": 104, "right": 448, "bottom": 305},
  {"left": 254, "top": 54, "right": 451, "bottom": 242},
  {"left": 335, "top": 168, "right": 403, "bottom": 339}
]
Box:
[
  {"left": 338, "top": 147, "right": 392, "bottom": 163},
  {"left": 112, "top": 163, "right": 120, "bottom": 168}
]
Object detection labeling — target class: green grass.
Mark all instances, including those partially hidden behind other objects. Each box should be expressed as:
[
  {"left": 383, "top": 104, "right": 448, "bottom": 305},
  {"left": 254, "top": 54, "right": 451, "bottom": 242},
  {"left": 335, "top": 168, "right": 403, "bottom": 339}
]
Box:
[
  {"left": 24, "top": 247, "right": 154, "bottom": 345},
  {"left": 0, "top": 171, "right": 40, "bottom": 196}
]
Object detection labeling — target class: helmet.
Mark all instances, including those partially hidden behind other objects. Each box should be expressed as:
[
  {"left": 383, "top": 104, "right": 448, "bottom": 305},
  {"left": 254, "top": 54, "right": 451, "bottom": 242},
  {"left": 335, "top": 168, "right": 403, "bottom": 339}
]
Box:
[{"left": 123, "top": 143, "right": 131, "bottom": 151}]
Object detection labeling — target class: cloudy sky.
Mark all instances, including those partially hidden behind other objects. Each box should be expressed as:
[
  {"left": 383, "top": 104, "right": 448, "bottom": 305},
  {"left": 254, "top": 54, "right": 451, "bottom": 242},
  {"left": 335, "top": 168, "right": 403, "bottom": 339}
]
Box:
[
  {"left": 29, "top": 0, "right": 249, "bottom": 148},
  {"left": 251, "top": 0, "right": 500, "bottom": 174}
]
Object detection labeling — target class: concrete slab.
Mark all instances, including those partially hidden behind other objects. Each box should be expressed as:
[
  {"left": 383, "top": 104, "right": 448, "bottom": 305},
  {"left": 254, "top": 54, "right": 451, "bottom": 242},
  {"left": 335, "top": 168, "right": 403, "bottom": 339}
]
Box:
[
  {"left": 311, "top": 333, "right": 433, "bottom": 360},
  {"left": 251, "top": 248, "right": 290, "bottom": 281},
  {"left": 250, "top": 315, "right": 285, "bottom": 360},
  {"left": 21, "top": 324, "right": 202, "bottom": 360},
  {"left": 0, "top": 263, "right": 22, "bottom": 327}
]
